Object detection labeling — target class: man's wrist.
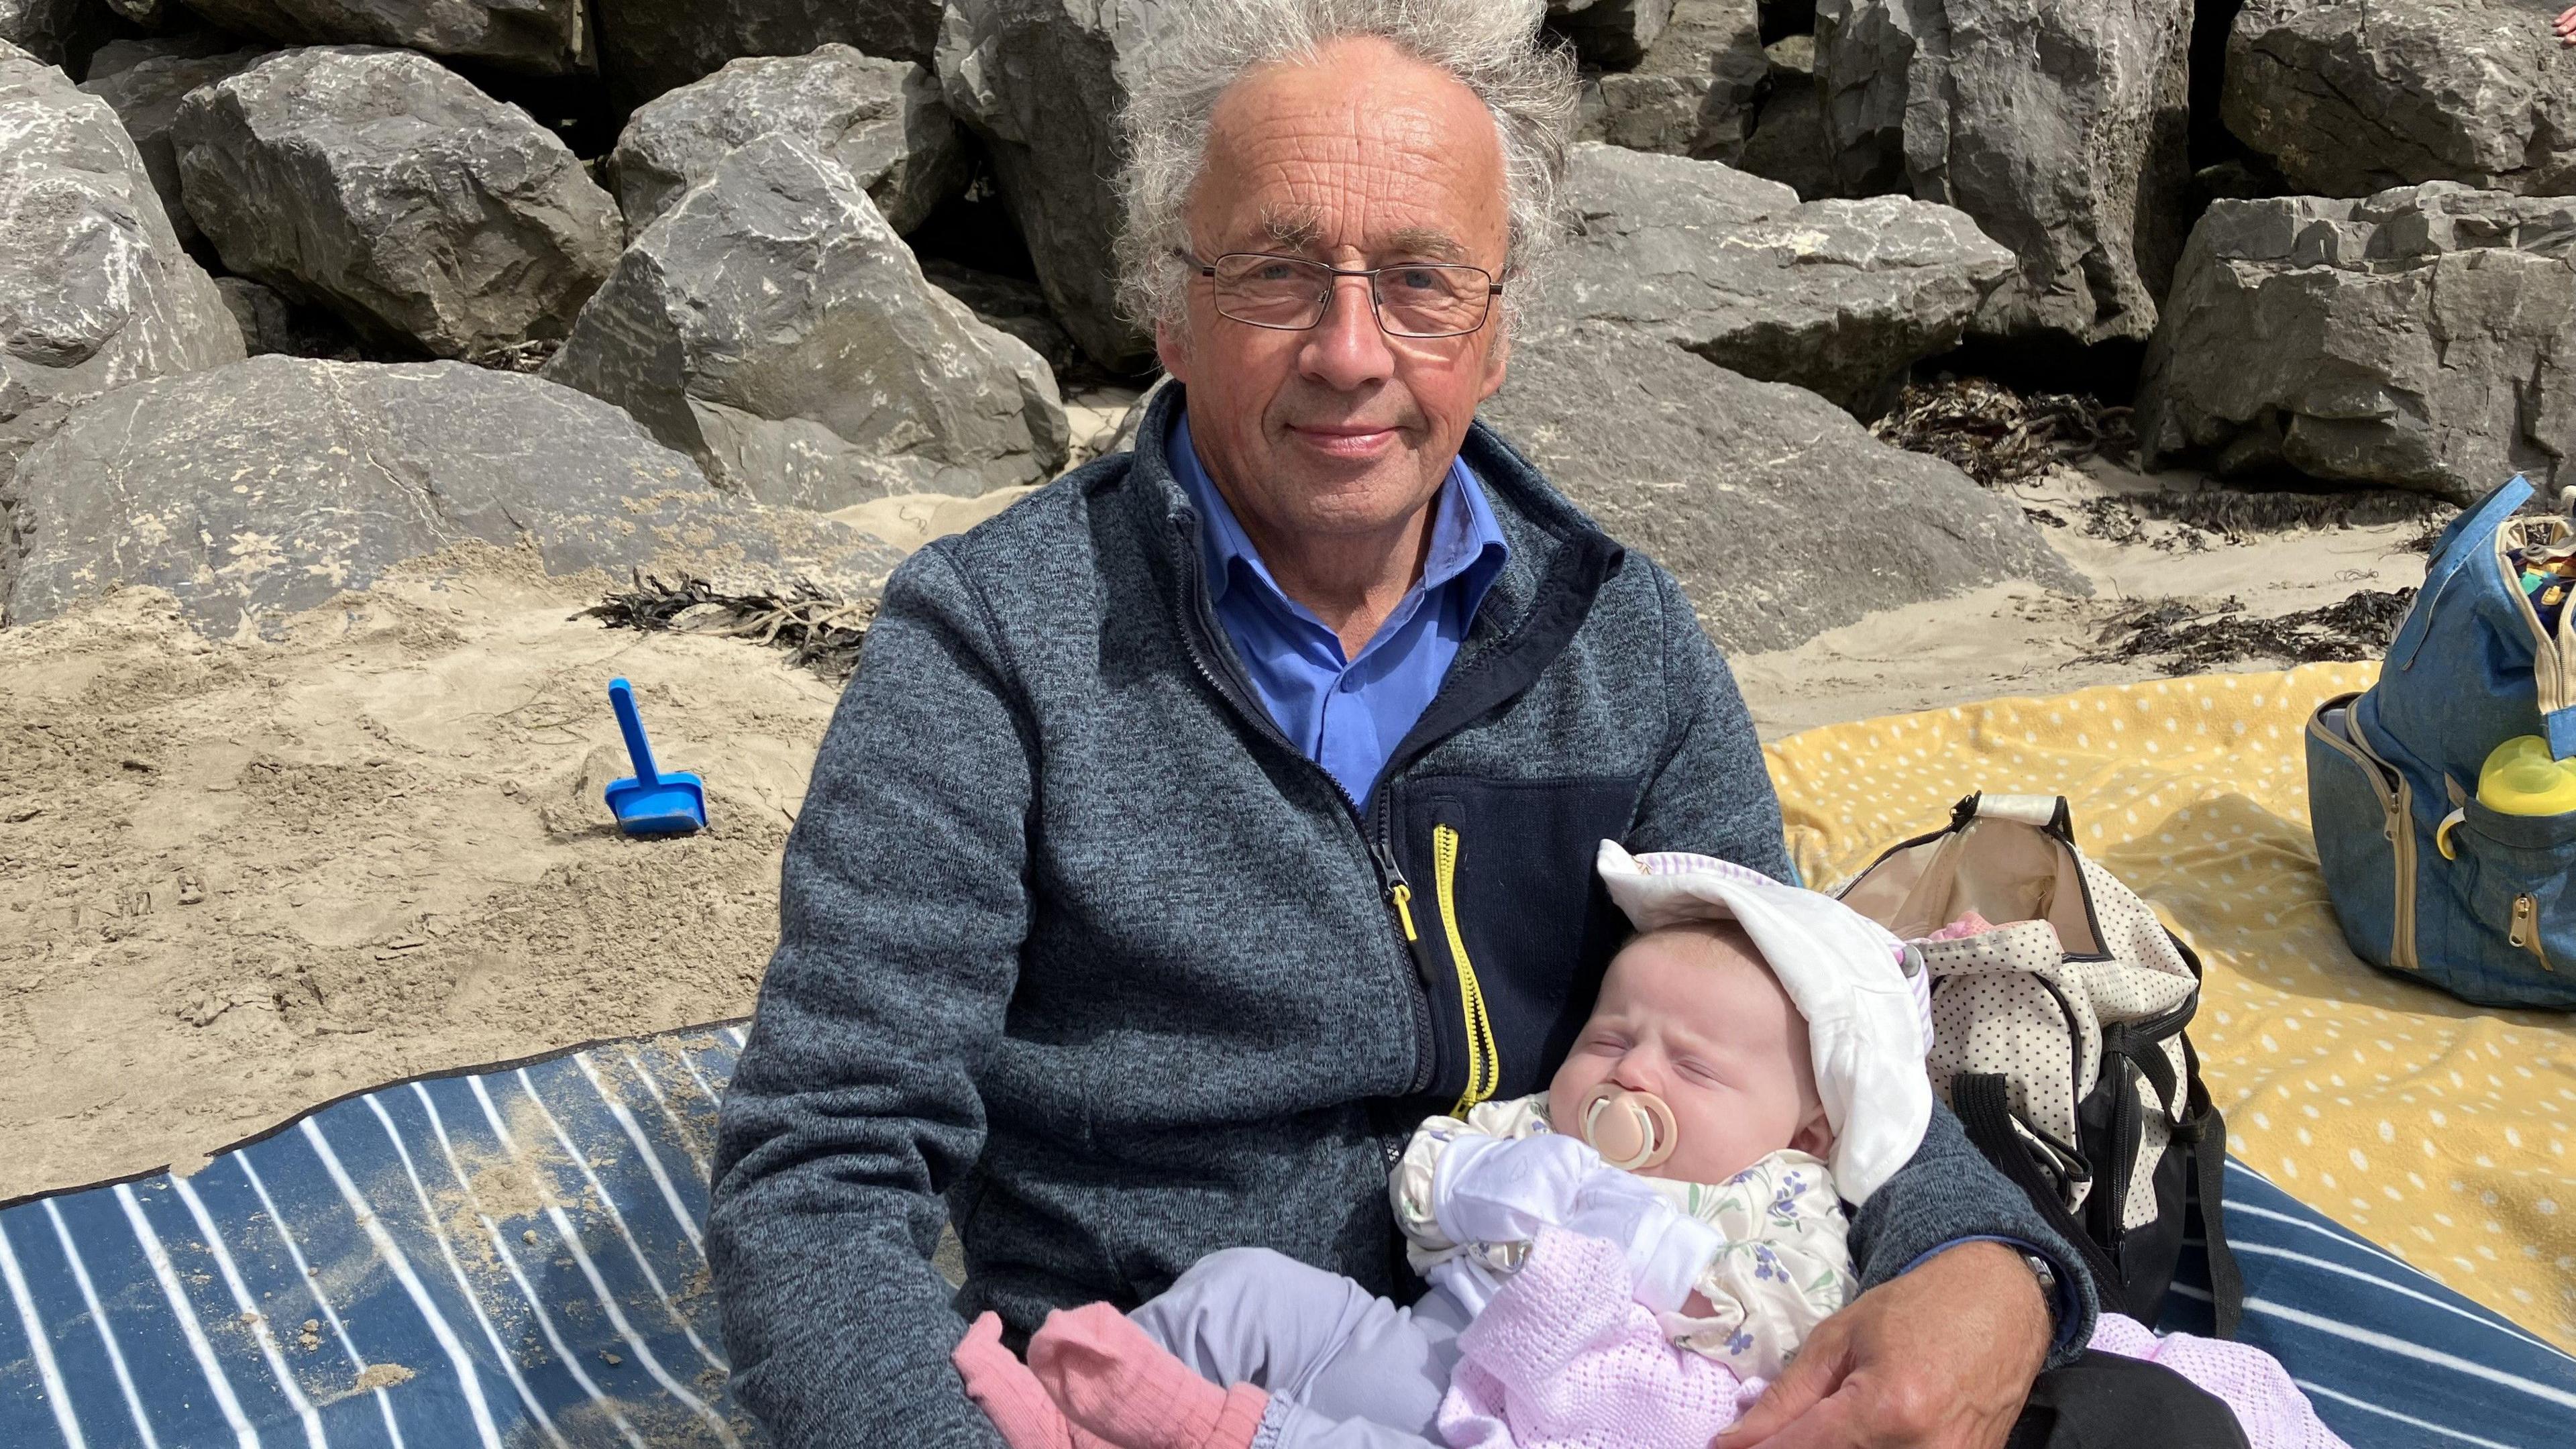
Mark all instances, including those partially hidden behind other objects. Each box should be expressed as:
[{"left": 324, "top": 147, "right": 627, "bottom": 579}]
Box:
[{"left": 1900, "top": 1236, "right": 2072, "bottom": 1356}]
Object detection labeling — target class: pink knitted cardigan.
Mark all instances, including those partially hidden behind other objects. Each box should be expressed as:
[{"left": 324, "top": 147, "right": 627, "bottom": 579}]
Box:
[{"left": 1436, "top": 1226, "right": 1764, "bottom": 1449}]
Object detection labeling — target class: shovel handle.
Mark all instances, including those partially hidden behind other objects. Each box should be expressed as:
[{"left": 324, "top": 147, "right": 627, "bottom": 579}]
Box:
[{"left": 609, "top": 678, "right": 661, "bottom": 787}]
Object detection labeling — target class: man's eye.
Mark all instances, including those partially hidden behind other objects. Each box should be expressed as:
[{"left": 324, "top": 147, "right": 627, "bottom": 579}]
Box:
[
  {"left": 1387, "top": 268, "right": 1442, "bottom": 293},
  {"left": 1252, "top": 262, "right": 1300, "bottom": 283}
]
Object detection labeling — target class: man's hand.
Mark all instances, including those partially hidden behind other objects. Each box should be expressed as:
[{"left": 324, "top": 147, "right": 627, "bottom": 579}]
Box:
[
  {"left": 1714, "top": 1240, "right": 2051, "bottom": 1449},
  {"left": 2558, "top": 5, "right": 2576, "bottom": 46}
]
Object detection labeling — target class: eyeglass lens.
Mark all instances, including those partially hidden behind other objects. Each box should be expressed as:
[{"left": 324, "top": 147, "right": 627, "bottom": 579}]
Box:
[{"left": 1209, "top": 254, "right": 1492, "bottom": 337}]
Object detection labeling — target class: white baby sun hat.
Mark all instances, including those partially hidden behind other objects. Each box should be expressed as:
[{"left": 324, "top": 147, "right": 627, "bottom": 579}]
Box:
[{"left": 1594, "top": 841, "right": 1933, "bottom": 1205}]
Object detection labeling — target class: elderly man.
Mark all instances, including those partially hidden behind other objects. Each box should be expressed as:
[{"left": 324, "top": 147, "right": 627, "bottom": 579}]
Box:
[{"left": 710, "top": 5, "right": 2219, "bottom": 1448}]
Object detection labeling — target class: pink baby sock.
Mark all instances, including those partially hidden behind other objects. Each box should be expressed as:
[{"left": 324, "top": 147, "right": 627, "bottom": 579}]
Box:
[
  {"left": 1028, "top": 1301, "right": 1268, "bottom": 1449},
  {"left": 953, "top": 1311, "right": 1094, "bottom": 1449}
]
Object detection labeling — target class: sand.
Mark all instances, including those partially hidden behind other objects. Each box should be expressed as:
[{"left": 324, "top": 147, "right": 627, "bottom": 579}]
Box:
[{"left": 0, "top": 457, "right": 2441, "bottom": 1201}]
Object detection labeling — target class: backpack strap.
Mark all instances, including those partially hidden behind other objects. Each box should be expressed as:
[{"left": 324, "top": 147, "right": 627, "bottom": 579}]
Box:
[
  {"left": 2174, "top": 1038, "right": 2245, "bottom": 1339},
  {"left": 1951, "top": 792, "right": 2076, "bottom": 841},
  {"left": 1951, "top": 1071, "right": 2131, "bottom": 1316},
  {"left": 2114, "top": 994, "right": 2245, "bottom": 1340}
]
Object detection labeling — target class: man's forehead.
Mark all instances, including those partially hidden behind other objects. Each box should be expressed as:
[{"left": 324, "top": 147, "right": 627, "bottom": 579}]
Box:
[
  {"left": 1242, "top": 207, "right": 1468, "bottom": 260},
  {"left": 1191, "top": 39, "right": 1507, "bottom": 261}
]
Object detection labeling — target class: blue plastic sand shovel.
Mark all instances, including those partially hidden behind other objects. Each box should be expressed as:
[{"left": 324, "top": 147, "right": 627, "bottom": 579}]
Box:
[{"left": 604, "top": 678, "right": 707, "bottom": 835}]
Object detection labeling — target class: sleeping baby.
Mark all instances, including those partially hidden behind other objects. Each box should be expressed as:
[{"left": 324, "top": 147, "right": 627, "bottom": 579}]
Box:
[
  {"left": 949, "top": 844, "right": 1935, "bottom": 1449},
  {"left": 949, "top": 844, "right": 2348, "bottom": 1449}
]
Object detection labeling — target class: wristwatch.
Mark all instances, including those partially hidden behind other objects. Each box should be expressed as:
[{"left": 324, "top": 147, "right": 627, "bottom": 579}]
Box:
[{"left": 2020, "top": 1250, "right": 2059, "bottom": 1300}]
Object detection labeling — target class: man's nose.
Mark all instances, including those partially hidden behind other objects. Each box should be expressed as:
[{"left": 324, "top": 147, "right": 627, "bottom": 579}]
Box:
[{"left": 1295, "top": 273, "right": 1395, "bottom": 392}]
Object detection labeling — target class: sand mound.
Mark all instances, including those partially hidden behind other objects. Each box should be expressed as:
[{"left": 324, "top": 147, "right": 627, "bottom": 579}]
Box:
[{"left": 0, "top": 543, "right": 843, "bottom": 1201}]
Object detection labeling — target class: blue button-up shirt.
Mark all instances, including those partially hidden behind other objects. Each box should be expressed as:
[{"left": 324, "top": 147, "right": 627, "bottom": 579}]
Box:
[{"left": 1172, "top": 414, "right": 1511, "bottom": 805}]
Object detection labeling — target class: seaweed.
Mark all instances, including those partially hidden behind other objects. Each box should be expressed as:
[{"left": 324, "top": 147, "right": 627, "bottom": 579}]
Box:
[
  {"left": 583, "top": 574, "right": 877, "bottom": 681},
  {"left": 1870, "top": 376, "right": 2135, "bottom": 486},
  {"left": 2090, "top": 589, "right": 2416, "bottom": 674},
  {"left": 2127, "top": 486, "right": 2454, "bottom": 541}
]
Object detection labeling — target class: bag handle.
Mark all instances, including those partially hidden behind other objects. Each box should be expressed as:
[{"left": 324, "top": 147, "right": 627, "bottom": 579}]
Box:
[
  {"left": 1952, "top": 1072, "right": 2133, "bottom": 1318},
  {"left": 2174, "top": 1038, "right": 2245, "bottom": 1339},
  {"left": 1950, "top": 792, "right": 2076, "bottom": 841}
]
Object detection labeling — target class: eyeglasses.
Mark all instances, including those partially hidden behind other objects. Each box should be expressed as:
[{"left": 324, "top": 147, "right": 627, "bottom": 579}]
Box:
[{"left": 1179, "top": 250, "right": 1502, "bottom": 338}]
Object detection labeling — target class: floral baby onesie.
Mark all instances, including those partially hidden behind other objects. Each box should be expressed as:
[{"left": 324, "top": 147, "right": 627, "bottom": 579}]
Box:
[{"left": 1393, "top": 1093, "right": 1857, "bottom": 1382}]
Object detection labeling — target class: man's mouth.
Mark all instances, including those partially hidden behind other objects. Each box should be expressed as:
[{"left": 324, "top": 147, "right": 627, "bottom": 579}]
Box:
[{"left": 1286, "top": 423, "right": 1403, "bottom": 456}]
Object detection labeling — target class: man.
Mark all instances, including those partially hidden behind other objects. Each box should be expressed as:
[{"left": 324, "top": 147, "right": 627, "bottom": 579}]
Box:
[{"left": 711, "top": 5, "right": 2232, "bottom": 1447}]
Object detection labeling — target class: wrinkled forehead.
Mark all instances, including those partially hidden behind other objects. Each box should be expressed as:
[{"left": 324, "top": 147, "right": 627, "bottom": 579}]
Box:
[{"left": 1188, "top": 38, "right": 1509, "bottom": 264}]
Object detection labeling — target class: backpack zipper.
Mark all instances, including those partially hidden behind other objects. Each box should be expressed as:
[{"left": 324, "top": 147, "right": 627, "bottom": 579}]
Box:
[
  {"left": 1433, "top": 824, "right": 1501, "bottom": 1116},
  {"left": 2510, "top": 894, "right": 2555, "bottom": 971},
  {"left": 2310, "top": 702, "right": 2420, "bottom": 971}
]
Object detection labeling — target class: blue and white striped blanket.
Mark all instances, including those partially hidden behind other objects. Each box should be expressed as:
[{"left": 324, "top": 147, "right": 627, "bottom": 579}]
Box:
[{"left": 1, "top": 1026, "right": 2567, "bottom": 1448}]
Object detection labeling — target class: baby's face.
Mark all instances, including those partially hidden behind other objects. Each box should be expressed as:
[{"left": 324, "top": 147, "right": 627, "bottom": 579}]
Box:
[{"left": 1546, "top": 924, "right": 1830, "bottom": 1185}]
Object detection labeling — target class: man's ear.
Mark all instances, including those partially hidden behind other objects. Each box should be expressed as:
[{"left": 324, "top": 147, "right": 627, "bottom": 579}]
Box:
[
  {"left": 1477, "top": 315, "right": 1511, "bottom": 402},
  {"left": 1155, "top": 315, "right": 1192, "bottom": 384}
]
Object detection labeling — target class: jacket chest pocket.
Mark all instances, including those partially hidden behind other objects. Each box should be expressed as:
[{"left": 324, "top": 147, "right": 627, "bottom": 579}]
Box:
[{"left": 1385, "top": 775, "right": 1643, "bottom": 1113}]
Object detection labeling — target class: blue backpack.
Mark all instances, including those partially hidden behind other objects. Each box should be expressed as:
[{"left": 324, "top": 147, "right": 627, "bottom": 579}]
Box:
[{"left": 2307, "top": 476, "right": 2576, "bottom": 1009}]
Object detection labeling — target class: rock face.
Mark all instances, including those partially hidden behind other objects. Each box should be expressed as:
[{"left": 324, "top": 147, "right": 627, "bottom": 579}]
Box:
[
  {"left": 590, "top": 0, "right": 943, "bottom": 106},
  {"left": 2, "top": 354, "right": 909, "bottom": 632},
  {"left": 171, "top": 46, "right": 622, "bottom": 360},
  {"left": 1523, "top": 144, "right": 2014, "bottom": 413},
  {"left": 214, "top": 276, "right": 360, "bottom": 358},
  {"left": 922, "top": 258, "right": 1079, "bottom": 374},
  {"left": 0, "top": 42, "right": 243, "bottom": 486},
  {"left": 1486, "top": 322, "right": 2081, "bottom": 653},
  {"left": 1738, "top": 38, "right": 1840, "bottom": 199},
  {"left": 168, "top": 0, "right": 589, "bottom": 73},
  {"left": 78, "top": 46, "right": 269, "bottom": 247},
  {"left": 1576, "top": 0, "right": 1768, "bottom": 162},
  {"left": 545, "top": 135, "right": 1069, "bottom": 511},
  {"left": 936, "top": 0, "right": 1180, "bottom": 372},
  {"left": 2135, "top": 184, "right": 2576, "bottom": 502},
  {"left": 0, "top": 0, "right": 111, "bottom": 70},
  {"left": 2224, "top": 0, "right": 2576, "bottom": 199},
  {"left": 608, "top": 45, "right": 964, "bottom": 238},
  {"left": 1548, "top": 0, "right": 1674, "bottom": 68},
  {"left": 1813, "top": 0, "right": 2194, "bottom": 346}
]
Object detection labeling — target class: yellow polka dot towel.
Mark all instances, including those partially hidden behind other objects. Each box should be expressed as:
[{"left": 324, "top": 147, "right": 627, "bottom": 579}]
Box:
[{"left": 1766, "top": 664, "right": 2576, "bottom": 1352}]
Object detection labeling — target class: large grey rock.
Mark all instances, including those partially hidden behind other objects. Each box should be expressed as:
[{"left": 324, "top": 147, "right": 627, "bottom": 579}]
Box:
[
  {"left": 1, "top": 0, "right": 111, "bottom": 70},
  {"left": 1523, "top": 144, "right": 2014, "bottom": 413},
  {"left": 0, "top": 41, "right": 242, "bottom": 486},
  {"left": 591, "top": 0, "right": 941, "bottom": 107},
  {"left": 1738, "top": 39, "right": 1841, "bottom": 200},
  {"left": 2225, "top": 0, "right": 2576, "bottom": 199},
  {"left": 1, "top": 354, "right": 909, "bottom": 632},
  {"left": 171, "top": 47, "right": 622, "bottom": 360},
  {"left": 85, "top": 31, "right": 250, "bottom": 81},
  {"left": 545, "top": 134, "right": 1069, "bottom": 511},
  {"left": 921, "top": 258, "right": 1079, "bottom": 374},
  {"left": 608, "top": 45, "right": 964, "bottom": 238},
  {"left": 1814, "top": 0, "right": 2194, "bottom": 346},
  {"left": 168, "top": 0, "right": 588, "bottom": 74},
  {"left": 2136, "top": 184, "right": 2576, "bottom": 502},
  {"left": 78, "top": 46, "right": 268, "bottom": 247},
  {"left": 1576, "top": 0, "right": 1768, "bottom": 162},
  {"left": 1486, "top": 322, "right": 2082, "bottom": 653},
  {"left": 1548, "top": 0, "right": 1674, "bottom": 68},
  {"left": 936, "top": 0, "right": 1181, "bottom": 372}
]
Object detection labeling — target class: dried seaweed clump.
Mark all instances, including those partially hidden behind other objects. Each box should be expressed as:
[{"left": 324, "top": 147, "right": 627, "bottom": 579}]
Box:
[
  {"left": 1870, "top": 377, "right": 2135, "bottom": 486},
  {"left": 585, "top": 574, "right": 878, "bottom": 681},
  {"left": 2091, "top": 590, "right": 2416, "bottom": 674}
]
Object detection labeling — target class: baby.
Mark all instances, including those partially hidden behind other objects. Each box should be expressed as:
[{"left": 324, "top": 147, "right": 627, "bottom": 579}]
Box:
[{"left": 952, "top": 844, "right": 1934, "bottom": 1449}]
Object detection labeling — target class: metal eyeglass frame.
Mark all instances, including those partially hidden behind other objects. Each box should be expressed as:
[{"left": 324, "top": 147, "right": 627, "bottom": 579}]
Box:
[{"left": 1177, "top": 250, "right": 1505, "bottom": 338}]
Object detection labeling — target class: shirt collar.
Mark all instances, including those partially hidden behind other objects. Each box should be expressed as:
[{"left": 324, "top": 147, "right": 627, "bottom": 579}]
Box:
[{"left": 1169, "top": 411, "right": 1510, "bottom": 624}]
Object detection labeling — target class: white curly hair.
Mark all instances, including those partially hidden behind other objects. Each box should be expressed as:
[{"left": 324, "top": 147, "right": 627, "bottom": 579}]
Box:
[{"left": 1112, "top": 0, "right": 1580, "bottom": 333}]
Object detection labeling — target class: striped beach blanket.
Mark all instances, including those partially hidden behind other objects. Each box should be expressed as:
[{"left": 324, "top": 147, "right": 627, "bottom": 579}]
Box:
[{"left": 1, "top": 1024, "right": 2569, "bottom": 1448}]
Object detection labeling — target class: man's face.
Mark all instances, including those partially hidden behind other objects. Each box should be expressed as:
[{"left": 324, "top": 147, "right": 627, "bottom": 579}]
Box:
[{"left": 1157, "top": 36, "right": 1513, "bottom": 543}]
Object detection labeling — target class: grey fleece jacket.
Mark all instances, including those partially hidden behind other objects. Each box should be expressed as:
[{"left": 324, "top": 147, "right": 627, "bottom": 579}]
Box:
[{"left": 708, "top": 386, "right": 2096, "bottom": 1449}]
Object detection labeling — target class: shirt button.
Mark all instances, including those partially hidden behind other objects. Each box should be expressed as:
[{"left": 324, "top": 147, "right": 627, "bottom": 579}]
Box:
[{"left": 1338, "top": 673, "right": 1362, "bottom": 694}]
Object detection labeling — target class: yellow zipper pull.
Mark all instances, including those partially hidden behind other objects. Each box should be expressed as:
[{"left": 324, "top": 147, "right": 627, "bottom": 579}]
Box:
[
  {"left": 1370, "top": 840, "right": 1419, "bottom": 943},
  {"left": 1391, "top": 882, "right": 1418, "bottom": 942}
]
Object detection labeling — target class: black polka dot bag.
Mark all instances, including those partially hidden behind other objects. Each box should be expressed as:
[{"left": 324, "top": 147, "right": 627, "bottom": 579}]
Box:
[{"left": 1835, "top": 792, "right": 2243, "bottom": 1334}]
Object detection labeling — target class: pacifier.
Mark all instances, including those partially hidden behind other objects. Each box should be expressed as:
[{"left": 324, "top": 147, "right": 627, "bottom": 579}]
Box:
[{"left": 1578, "top": 1083, "right": 1677, "bottom": 1171}]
